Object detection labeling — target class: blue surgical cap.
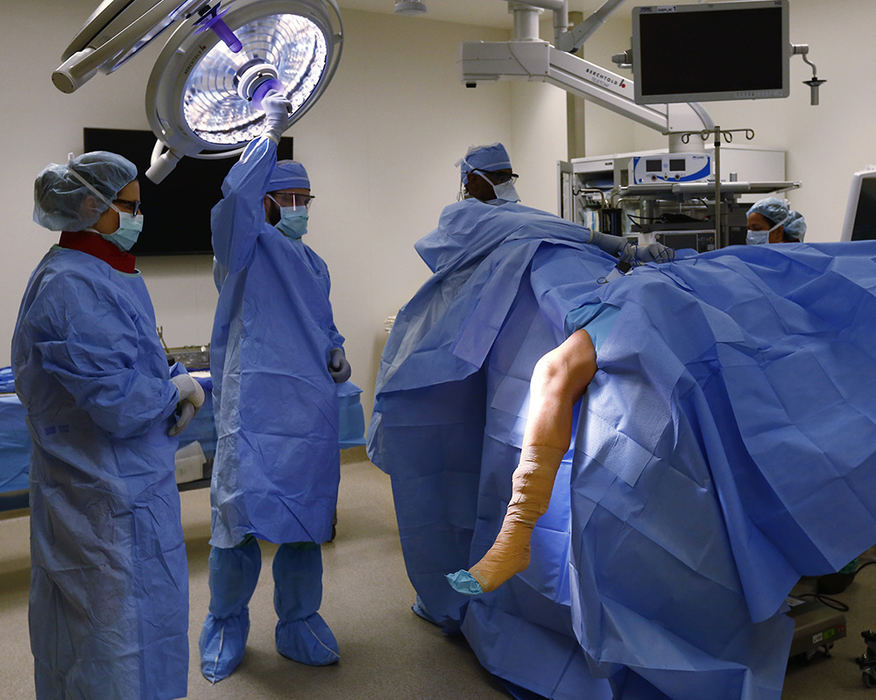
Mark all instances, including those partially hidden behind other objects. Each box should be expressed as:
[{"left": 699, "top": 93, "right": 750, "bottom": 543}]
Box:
[
  {"left": 267, "top": 160, "right": 309, "bottom": 193},
  {"left": 33, "top": 151, "right": 137, "bottom": 232},
  {"left": 747, "top": 197, "right": 807, "bottom": 241},
  {"left": 458, "top": 143, "right": 512, "bottom": 185}
]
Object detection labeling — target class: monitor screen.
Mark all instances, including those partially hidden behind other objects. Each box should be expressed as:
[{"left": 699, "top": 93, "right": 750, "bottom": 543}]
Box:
[
  {"left": 632, "top": 0, "right": 789, "bottom": 105},
  {"left": 83, "top": 128, "right": 293, "bottom": 256},
  {"left": 840, "top": 170, "right": 876, "bottom": 242}
]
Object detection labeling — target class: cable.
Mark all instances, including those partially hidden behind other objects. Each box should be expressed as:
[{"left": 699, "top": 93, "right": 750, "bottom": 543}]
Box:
[{"left": 795, "top": 592, "right": 850, "bottom": 612}]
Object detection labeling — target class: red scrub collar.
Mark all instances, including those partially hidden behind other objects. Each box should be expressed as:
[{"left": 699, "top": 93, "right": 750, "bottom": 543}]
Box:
[{"left": 59, "top": 231, "right": 136, "bottom": 274}]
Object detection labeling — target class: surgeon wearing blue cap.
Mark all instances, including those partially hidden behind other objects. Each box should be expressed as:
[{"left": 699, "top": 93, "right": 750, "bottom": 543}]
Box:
[
  {"left": 200, "top": 91, "right": 350, "bottom": 682},
  {"left": 13, "top": 151, "right": 204, "bottom": 699},
  {"left": 458, "top": 142, "right": 521, "bottom": 204},
  {"left": 746, "top": 197, "right": 807, "bottom": 244}
]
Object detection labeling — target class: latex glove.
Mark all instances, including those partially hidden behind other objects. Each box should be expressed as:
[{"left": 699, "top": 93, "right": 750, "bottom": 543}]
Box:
[
  {"left": 327, "top": 347, "right": 351, "bottom": 384},
  {"left": 169, "top": 374, "right": 205, "bottom": 437},
  {"left": 589, "top": 230, "right": 630, "bottom": 257},
  {"left": 622, "top": 241, "right": 676, "bottom": 265},
  {"left": 262, "top": 90, "right": 293, "bottom": 143}
]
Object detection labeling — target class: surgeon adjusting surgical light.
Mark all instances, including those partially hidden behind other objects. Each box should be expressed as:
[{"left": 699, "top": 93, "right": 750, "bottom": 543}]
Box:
[{"left": 52, "top": 0, "right": 343, "bottom": 183}]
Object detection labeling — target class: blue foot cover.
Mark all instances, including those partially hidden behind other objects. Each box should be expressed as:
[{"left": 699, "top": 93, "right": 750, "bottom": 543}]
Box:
[
  {"left": 199, "top": 612, "right": 250, "bottom": 683},
  {"left": 276, "top": 613, "right": 340, "bottom": 666},
  {"left": 446, "top": 570, "right": 484, "bottom": 596}
]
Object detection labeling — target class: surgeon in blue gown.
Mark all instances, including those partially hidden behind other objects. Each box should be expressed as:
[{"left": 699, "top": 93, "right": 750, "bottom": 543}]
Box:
[
  {"left": 200, "top": 91, "right": 351, "bottom": 682},
  {"left": 13, "top": 151, "right": 205, "bottom": 700}
]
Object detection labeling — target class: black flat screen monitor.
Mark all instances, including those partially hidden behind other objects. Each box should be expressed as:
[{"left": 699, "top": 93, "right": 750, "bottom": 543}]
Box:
[
  {"left": 83, "top": 128, "right": 293, "bottom": 256},
  {"left": 632, "top": 0, "right": 789, "bottom": 105},
  {"left": 840, "top": 170, "right": 876, "bottom": 242}
]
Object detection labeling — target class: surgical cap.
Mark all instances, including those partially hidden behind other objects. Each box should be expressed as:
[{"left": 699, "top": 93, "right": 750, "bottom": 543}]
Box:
[
  {"left": 266, "top": 160, "right": 309, "bottom": 193},
  {"left": 457, "top": 143, "right": 512, "bottom": 185},
  {"left": 747, "top": 197, "right": 807, "bottom": 241},
  {"left": 33, "top": 151, "right": 137, "bottom": 232}
]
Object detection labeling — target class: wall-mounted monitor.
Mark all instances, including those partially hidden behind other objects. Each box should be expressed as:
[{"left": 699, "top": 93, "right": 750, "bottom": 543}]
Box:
[
  {"left": 632, "top": 0, "right": 789, "bottom": 105},
  {"left": 840, "top": 168, "right": 876, "bottom": 242},
  {"left": 83, "top": 128, "right": 293, "bottom": 256}
]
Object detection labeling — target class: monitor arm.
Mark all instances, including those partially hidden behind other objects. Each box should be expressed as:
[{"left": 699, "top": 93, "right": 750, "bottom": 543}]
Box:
[{"left": 460, "top": 0, "right": 715, "bottom": 151}]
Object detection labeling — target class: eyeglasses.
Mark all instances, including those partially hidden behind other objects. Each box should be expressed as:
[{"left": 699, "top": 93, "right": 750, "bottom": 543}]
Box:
[
  {"left": 269, "top": 192, "right": 315, "bottom": 209},
  {"left": 484, "top": 171, "right": 518, "bottom": 185},
  {"left": 113, "top": 198, "right": 142, "bottom": 216}
]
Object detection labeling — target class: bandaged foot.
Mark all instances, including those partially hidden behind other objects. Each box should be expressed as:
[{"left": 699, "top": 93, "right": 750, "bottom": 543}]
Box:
[{"left": 453, "top": 445, "right": 565, "bottom": 594}]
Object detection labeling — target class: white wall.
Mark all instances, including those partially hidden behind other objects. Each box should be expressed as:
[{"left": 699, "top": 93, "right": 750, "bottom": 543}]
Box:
[
  {"left": 0, "top": 4, "right": 518, "bottom": 421},
  {"left": 577, "top": 0, "right": 876, "bottom": 242}
]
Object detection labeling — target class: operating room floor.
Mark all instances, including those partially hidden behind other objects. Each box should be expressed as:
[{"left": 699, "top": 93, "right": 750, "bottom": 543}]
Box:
[{"left": 1, "top": 456, "right": 875, "bottom": 699}]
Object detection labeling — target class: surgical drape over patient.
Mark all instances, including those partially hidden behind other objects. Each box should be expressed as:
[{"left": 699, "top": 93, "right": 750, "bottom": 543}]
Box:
[{"left": 369, "top": 212, "right": 876, "bottom": 699}]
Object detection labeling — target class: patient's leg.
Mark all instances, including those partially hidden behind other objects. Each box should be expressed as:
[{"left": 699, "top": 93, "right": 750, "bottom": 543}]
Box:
[
  {"left": 467, "top": 445, "right": 566, "bottom": 592},
  {"left": 448, "top": 329, "right": 597, "bottom": 595}
]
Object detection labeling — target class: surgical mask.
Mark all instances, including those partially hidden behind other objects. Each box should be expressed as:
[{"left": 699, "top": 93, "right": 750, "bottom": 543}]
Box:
[
  {"left": 276, "top": 207, "right": 308, "bottom": 239},
  {"left": 102, "top": 210, "right": 143, "bottom": 251},
  {"left": 88, "top": 209, "right": 143, "bottom": 251},
  {"left": 745, "top": 229, "right": 769, "bottom": 245},
  {"left": 746, "top": 217, "right": 786, "bottom": 246},
  {"left": 472, "top": 169, "right": 520, "bottom": 203},
  {"left": 491, "top": 179, "right": 520, "bottom": 203}
]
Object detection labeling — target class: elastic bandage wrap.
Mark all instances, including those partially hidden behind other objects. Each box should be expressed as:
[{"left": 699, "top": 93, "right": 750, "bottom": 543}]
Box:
[{"left": 468, "top": 444, "right": 566, "bottom": 592}]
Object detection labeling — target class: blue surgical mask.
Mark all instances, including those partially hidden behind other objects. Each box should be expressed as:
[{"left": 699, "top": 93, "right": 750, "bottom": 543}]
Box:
[
  {"left": 491, "top": 178, "right": 520, "bottom": 203},
  {"left": 745, "top": 229, "right": 769, "bottom": 245},
  {"left": 100, "top": 211, "right": 143, "bottom": 251},
  {"left": 746, "top": 216, "right": 788, "bottom": 245},
  {"left": 277, "top": 207, "right": 309, "bottom": 239},
  {"left": 471, "top": 169, "right": 520, "bottom": 204}
]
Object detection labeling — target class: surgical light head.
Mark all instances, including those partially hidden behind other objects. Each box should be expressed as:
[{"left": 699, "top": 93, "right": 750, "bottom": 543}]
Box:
[
  {"left": 33, "top": 151, "right": 137, "bottom": 232},
  {"left": 146, "top": 2, "right": 342, "bottom": 183},
  {"left": 457, "top": 143, "right": 513, "bottom": 185},
  {"left": 267, "top": 160, "right": 310, "bottom": 193},
  {"left": 746, "top": 197, "right": 807, "bottom": 241},
  {"left": 52, "top": 1, "right": 343, "bottom": 184}
]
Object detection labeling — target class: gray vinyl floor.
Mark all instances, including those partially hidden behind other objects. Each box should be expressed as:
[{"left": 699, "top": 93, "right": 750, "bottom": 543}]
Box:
[{"left": 1, "top": 456, "right": 874, "bottom": 699}]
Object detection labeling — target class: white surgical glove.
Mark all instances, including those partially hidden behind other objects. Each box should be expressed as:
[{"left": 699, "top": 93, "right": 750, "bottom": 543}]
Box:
[
  {"left": 262, "top": 90, "right": 293, "bottom": 144},
  {"left": 623, "top": 241, "right": 676, "bottom": 265},
  {"left": 589, "top": 230, "right": 630, "bottom": 257},
  {"left": 169, "top": 374, "right": 206, "bottom": 437},
  {"left": 328, "top": 347, "right": 351, "bottom": 384}
]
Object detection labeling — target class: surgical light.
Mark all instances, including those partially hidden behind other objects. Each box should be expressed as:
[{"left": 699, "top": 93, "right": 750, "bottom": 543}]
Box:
[{"left": 53, "top": 1, "right": 343, "bottom": 183}]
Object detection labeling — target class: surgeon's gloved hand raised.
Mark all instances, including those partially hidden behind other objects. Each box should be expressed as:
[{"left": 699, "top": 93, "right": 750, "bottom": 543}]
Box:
[
  {"left": 262, "top": 90, "right": 293, "bottom": 144},
  {"left": 169, "top": 374, "right": 206, "bottom": 436},
  {"left": 327, "top": 347, "right": 351, "bottom": 384}
]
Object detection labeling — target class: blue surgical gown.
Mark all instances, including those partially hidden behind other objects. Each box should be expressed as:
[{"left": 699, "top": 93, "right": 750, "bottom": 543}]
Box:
[
  {"left": 370, "top": 209, "right": 876, "bottom": 699},
  {"left": 210, "top": 136, "right": 344, "bottom": 548},
  {"left": 11, "top": 246, "right": 188, "bottom": 700}
]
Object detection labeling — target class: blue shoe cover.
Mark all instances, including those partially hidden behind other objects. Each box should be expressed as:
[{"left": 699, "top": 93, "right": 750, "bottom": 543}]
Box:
[
  {"left": 199, "top": 611, "right": 250, "bottom": 683},
  {"left": 411, "top": 594, "right": 440, "bottom": 624},
  {"left": 275, "top": 613, "right": 340, "bottom": 666}
]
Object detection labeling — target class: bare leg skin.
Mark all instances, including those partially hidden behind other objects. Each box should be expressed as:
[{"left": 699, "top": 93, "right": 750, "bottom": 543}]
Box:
[{"left": 448, "top": 329, "right": 597, "bottom": 595}]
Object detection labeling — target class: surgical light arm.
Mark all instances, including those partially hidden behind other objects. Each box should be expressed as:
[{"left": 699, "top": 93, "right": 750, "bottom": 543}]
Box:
[{"left": 52, "top": 0, "right": 205, "bottom": 93}]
